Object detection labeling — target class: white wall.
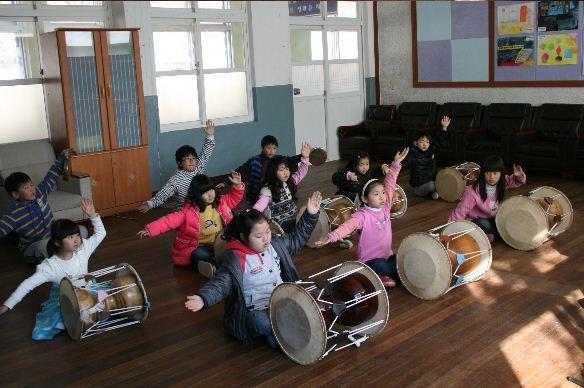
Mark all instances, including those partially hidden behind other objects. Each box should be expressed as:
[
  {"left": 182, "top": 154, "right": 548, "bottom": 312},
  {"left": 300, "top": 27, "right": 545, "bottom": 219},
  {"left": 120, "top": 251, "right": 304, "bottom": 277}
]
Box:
[{"left": 378, "top": 1, "right": 584, "bottom": 105}]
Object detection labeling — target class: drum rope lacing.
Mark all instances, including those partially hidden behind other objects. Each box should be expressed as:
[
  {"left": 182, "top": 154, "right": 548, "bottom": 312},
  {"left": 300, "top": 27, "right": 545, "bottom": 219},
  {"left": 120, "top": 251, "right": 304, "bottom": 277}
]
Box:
[
  {"left": 428, "top": 222, "right": 490, "bottom": 287},
  {"left": 322, "top": 199, "right": 356, "bottom": 228},
  {"left": 68, "top": 265, "right": 149, "bottom": 339},
  {"left": 528, "top": 188, "right": 573, "bottom": 238},
  {"left": 296, "top": 264, "right": 385, "bottom": 356},
  {"left": 453, "top": 163, "right": 480, "bottom": 181}
]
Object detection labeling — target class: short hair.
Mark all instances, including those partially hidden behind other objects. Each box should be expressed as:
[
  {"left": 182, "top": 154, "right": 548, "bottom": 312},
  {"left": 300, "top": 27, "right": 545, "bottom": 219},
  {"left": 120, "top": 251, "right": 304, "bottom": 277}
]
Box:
[
  {"left": 413, "top": 131, "right": 432, "bottom": 142},
  {"left": 4, "top": 172, "right": 32, "bottom": 195},
  {"left": 175, "top": 145, "right": 198, "bottom": 166},
  {"left": 261, "top": 135, "right": 278, "bottom": 148}
]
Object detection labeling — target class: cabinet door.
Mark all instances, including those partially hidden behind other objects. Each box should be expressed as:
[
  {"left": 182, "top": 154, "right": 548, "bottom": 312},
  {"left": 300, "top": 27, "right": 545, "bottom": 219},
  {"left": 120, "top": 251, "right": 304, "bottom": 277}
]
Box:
[
  {"left": 100, "top": 30, "right": 148, "bottom": 149},
  {"left": 60, "top": 30, "right": 110, "bottom": 153},
  {"left": 111, "top": 147, "right": 151, "bottom": 207},
  {"left": 69, "top": 153, "right": 115, "bottom": 211}
]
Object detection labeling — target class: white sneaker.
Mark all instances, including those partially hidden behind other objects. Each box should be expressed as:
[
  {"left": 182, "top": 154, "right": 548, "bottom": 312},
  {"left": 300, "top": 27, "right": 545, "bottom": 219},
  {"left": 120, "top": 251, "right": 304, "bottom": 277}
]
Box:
[
  {"left": 198, "top": 261, "right": 216, "bottom": 279},
  {"left": 431, "top": 192, "right": 440, "bottom": 200}
]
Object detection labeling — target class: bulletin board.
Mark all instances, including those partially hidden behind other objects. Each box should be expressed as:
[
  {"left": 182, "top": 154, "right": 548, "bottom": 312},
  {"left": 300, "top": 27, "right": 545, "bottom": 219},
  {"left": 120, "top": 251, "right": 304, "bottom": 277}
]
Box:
[{"left": 411, "top": 1, "right": 584, "bottom": 87}]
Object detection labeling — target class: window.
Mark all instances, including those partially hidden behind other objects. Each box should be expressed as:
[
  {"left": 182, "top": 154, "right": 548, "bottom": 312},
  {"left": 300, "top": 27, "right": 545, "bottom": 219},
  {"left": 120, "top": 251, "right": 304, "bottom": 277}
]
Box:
[
  {"left": 288, "top": 1, "right": 359, "bottom": 19},
  {"left": 151, "top": 1, "right": 251, "bottom": 131},
  {"left": 0, "top": 0, "right": 109, "bottom": 144}
]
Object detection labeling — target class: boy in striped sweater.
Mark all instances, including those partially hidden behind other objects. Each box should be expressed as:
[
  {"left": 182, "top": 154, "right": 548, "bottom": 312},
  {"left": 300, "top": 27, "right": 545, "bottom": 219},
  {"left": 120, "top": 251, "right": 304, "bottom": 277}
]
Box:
[
  {"left": 0, "top": 148, "right": 86, "bottom": 263},
  {"left": 138, "top": 120, "right": 216, "bottom": 212}
]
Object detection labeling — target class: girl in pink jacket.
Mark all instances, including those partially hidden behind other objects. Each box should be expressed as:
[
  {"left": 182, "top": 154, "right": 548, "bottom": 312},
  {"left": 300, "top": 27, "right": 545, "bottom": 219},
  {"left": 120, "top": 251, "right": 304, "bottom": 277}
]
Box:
[
  {"left": 314, "top": 148, "right": 410, "bottom": 288},
  {"left": 138, "top": 172, "right": 244, "bottom": 276},
  {"left": 448, "top": 155, "right": 526, "bottom": 242}
]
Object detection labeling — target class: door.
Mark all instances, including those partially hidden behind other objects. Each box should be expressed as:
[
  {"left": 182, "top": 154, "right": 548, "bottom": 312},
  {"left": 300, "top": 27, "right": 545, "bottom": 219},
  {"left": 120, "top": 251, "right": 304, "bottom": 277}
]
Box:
[
  {"left": 70, "top": 152, "right": 115, "bottom": 211},
  {"left": 291, "top": 27, "right": 364, "bottom": 161},
  {"left": 60, "top": 30, "right": 110, "bottom": 154},
  {"left": 100, "top": 30, "right": 148, "bottom": 149},
  {"left": 111, "top": 147, "right": 151, "bottom": 206}
]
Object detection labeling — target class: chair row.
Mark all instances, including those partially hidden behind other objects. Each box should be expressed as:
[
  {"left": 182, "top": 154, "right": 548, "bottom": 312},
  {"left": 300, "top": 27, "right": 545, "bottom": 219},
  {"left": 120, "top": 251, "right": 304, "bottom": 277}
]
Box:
[{"left": 338, "top": 102, "right": 584, "bottom": 175}]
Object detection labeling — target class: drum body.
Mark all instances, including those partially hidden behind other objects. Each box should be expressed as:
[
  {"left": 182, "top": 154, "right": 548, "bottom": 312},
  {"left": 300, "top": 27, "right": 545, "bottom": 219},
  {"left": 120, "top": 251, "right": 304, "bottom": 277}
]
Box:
[
  {"left": 213, "top": 219, "right": 285, "bottom": 258},
  {"left": 397, "top": 220, "right": 492, "bottom": 300},
  {"left": 59, "top": 263, "right": 149, "bottom": 341},
  {"left": 298, "top": 196, "right": 356, "bottom": 248},
  {"left": 435, "top": 162, "right": 480, "bottom": 202},
  {"left": 496, "top": 186, "right": 573, "bottom": 251},
  {"left": 270, "top": 261, "right": 389, "bottom": 365}
]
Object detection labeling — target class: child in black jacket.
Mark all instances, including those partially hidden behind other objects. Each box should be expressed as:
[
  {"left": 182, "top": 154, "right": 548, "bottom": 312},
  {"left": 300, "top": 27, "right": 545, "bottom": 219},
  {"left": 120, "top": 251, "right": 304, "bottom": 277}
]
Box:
[
  {"left": 331, "top": 151, "right": 371, "bottom": 203},
  {"left": 402, "top": 116, "right": 450, "bottom": 199}
]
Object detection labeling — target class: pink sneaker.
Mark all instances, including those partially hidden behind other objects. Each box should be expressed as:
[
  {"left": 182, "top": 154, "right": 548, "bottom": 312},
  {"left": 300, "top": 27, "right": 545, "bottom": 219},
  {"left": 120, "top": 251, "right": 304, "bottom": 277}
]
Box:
[
  {"left": 487, "top": 234, "right": 495, "bottom": 243},
  {"left": 379, "top": 276, "right": 396, "bottom": 288}
]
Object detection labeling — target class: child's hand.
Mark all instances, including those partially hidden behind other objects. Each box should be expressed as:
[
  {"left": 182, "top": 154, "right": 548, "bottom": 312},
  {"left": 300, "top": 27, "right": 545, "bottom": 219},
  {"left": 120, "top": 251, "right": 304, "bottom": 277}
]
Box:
[
  {"left": 61, "top": 148, "right": 77, "bottom": 159},
  {"left": 215, "top": 182, "right": 226, "bottom": 190},
  {"left": 138, "top": 202, "right": 151, "bottom": 213},
  {"left": 228, "top": 171, "right": 242, "bottom": 187},
  {"left": 306, "top": 191, "right": 322, "bottom": 215},
  {"left": 393, "top": 147, "right": 409, "bottom": 164},
  {"left": 301, "top": 141, "right": 312, "bottom": 159},
  {"left": 441, "top": 116, "right": 451, "bottom": 130},
  {"left": 347, "top": 172, "right": 358, "bottom": 181},
  {"left": 0, "top": 305, "right": 9, "bottom": 315},
  {"left": 381, "top": 164, "right": 390, "bottom": 176},
  {"left": 185, "top": 295, "right": 204, "bottom": 312},
  {"left": 81, "top": 198, "right": 96, "bottom": 218},
  {"left": 204, "top": 119, "right": 215, "bottom": 136},
  {"left": 137, "top": 229, "right": 150, "bottom": 239},
  {"left": 314, "top": 236, "right": 332, "bottom": 248},
  {"left": 513, "top": 164, "right": 523, "bottom": 176}
]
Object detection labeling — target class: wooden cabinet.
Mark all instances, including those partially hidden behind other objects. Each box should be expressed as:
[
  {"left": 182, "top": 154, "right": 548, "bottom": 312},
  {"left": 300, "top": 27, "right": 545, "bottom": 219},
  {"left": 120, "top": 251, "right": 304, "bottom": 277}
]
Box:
[{"left": 41, "top": 29, "right": 151, "bottom": 216}]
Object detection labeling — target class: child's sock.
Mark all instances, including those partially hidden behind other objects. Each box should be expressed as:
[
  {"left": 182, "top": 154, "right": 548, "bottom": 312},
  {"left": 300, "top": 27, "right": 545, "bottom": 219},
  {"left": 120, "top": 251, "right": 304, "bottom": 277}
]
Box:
[{"left": 431, "top": 192, "right": 440, "bottom": 200}]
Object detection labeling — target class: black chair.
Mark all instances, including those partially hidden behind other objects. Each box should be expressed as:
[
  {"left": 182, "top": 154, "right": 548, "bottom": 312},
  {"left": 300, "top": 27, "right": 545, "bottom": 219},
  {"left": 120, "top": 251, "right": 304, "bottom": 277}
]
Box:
[
  {"left": 373, "top": 102, "right": 437, "bottom": 161},
  {"left": 461, "top": 103, "right": 533, "bottom": 165},
  {"left": 337, "top": 105, "right": 396, "bottom": 160},
  {"left": 428, "top": 102, "right": 483, "bottom": 165},
  {"left": 512, "top": 104, "right": 584, "bottom": 174}
]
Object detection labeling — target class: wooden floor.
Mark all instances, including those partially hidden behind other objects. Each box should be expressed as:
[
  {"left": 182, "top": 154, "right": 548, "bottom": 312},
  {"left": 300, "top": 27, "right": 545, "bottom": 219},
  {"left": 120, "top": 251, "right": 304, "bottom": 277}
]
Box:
[{"left": 0, "top": 161, "right": 582, "bottom": 387}]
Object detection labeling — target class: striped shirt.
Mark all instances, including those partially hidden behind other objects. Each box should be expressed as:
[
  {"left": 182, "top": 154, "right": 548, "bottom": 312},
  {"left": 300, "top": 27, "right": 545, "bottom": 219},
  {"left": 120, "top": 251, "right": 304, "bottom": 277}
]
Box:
[
  {"left": 147, "top": 135, "right": 215, "bottom": 210},
  {"left": 0, "top": 156, "right": 65, "bottom": 248}
]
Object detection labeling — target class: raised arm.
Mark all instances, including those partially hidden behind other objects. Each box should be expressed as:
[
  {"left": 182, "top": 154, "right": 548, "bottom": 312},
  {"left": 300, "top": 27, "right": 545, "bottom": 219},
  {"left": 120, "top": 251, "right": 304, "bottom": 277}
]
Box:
[
  {"left": 382, "top": 147, "right": 408, "bottom": 210},
  {"left": 252, "top": 187, "right": 272, "bottom": 212},
  {"left": 505, "top": 164, "right": 526, "bottom": 189},
  {"left": 78, "top": 199, "right": 106, "bottom": 258},
  {"left": 193, "top": 120, "right": 216, "bottom": 175}
]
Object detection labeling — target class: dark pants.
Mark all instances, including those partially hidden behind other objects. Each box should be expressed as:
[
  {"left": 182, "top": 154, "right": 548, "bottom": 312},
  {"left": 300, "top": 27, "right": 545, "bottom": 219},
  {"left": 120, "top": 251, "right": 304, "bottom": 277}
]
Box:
[
  {"left": 472, "top": 217, "right": 499, "bottom": 239},
  {"left": 365, "top": 255, "right": 398, "bottom": 280},
  {"left": 190, "top": 244, "right": 216, "bottom": 266},
  {"left": 245, "top": 309, "right": 277, "bottom": 348}
]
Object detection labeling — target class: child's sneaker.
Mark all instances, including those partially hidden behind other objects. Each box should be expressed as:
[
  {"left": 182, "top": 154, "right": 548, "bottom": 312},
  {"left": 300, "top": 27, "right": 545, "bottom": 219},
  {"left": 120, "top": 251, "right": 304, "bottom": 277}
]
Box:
[
  {"left": 198, "top": 261, "right": 216, "bottom": 279},
  {"left": 431, "top": 191, "right": 440, "bottom": 200},
  {"left": 379, "top": 276, "right": 396, "bottom": 288},
  {"left": 339, "top": 238, "right": 353, "bottom": 249}
]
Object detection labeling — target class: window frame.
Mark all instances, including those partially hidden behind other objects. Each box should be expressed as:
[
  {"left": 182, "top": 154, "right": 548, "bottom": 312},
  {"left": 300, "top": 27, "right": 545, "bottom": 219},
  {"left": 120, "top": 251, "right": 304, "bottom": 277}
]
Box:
[{"left": 150, "top": 1, "right": 253, "bottom": 132}]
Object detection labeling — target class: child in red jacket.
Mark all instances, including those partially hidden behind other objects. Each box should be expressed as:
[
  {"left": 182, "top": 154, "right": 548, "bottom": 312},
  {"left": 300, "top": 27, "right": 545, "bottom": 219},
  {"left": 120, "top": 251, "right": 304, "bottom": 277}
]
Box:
[{"left": 138, "top": 172, "right": 244, "bottom": 277}]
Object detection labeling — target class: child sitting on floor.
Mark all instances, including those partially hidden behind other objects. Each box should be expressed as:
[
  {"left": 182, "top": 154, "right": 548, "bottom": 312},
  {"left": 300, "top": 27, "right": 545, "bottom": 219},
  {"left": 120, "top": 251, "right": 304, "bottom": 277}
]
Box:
[{"left": 332, "top": 151, "right": 371, "bottom": 203}]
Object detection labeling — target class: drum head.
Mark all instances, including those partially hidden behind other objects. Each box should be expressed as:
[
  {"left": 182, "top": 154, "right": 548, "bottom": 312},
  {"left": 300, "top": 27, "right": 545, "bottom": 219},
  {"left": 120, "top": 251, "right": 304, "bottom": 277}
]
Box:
[
  {"left": 391, "top": 184, "right": 407, "bottom": 219},
  {"left": 297, "top": 205, "right": 329, "bottom": 248},
  {"left": 496, "top": 196, "right": 548, "bottom": 251},
  {"left": 59, "top": 278, "right": 83, "bottom": 341},
  {"left": 270, "top": 283, "right": 327, "bottom": 365},
  {"left": 528, "top": 186, "right": 573, "bottom": 236},
  {"left": 442, "top": 220, "right": 492, "bottom": 282},
  {"left": 268, "top": 219, "right": 285, "bottom": 236},
  {"left": 322, "top": 196, "right": 355, "bottom": 229},
  {"left": 115, "top": 263, "right": 149, "bottom": 320},
  {"left": 309, "top": 148, "right": 327, "bottom": 166},
  {"left": 435, "top": 167, "right": 465, "bottom": 202},
  {"left": 333, "top": 261, "right": 389, "bottom": 336},
  {"left": 397, "top": 233, "right": 452, "bottom": 300}
]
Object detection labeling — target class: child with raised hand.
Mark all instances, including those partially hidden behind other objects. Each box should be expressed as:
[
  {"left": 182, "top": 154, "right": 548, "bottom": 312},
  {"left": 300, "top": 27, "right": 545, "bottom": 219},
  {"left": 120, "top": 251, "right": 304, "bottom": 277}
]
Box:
[
  {"left": 401, "top": 116, "right": 450, "bottom": 199},
  {"left": 314, "top": 148, "right": 409, "bottom": 288},
  {"left": 332, "top": 151, "right": 371, "bottom": 203},
  {"left": 252, "top": 141, "right": 311, "bottom": 233},
  {"left": 0, "top": 198, "right": 105, "bottom": 340},
  {"left": 184, "top": 191, "right": 322, "bottom": 348},
  {"left": 448, "top": 155, "right": 526, "bottom": 242},
  {"left": 138, "top": 171, "right": 245, "bottom": 278},
  {"left": 138, "top": 120, "right": 216, "bottom": 212},
  {"left": 0, "top": 148, "right": 86, "bottom": 263}
]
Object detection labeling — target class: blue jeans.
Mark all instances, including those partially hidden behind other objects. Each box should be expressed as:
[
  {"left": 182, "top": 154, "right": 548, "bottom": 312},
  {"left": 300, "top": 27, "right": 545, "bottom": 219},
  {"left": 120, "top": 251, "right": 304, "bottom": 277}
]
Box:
[
  {"left": 365, "top": 255, "right": 398, "bottom": 279},
  {"left": 414, "top": 181, "right": 436, "bottom": 197},
  {"left": 472, "top": 217, "right": 499, "bottom": 239},
  {"left": 245, "top": 309, "right": 278, "bottom": 348},
  {"left": 190, "top": 244, "right": 216, "bottom": 266}
]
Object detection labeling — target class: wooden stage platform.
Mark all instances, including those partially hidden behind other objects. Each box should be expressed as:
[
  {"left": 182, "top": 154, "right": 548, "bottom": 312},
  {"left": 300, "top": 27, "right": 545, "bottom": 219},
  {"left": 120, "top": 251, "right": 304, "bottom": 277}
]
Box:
[{"left": 0, "top": 161, "right": 582, "bottom": 386}]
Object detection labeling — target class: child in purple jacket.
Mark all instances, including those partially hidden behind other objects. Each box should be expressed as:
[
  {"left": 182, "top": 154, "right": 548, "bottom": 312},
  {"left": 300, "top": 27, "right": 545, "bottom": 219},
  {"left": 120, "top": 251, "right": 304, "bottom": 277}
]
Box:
[
  {"left": 314, "top": 148, "right": 410, "bottom": 288},
  {"left": 448, "top": 155, "right": 526, "bottom": 242}
]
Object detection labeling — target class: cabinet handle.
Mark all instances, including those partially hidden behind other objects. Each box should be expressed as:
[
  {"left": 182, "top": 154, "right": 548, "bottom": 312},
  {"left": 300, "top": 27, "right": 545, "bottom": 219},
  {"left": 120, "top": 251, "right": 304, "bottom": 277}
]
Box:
[
  {"left": 107, "top": 84, "right": 112, "bottom": 98},
  {"left": 101, "top": 86, "right": 106, "bottom": 98}
]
